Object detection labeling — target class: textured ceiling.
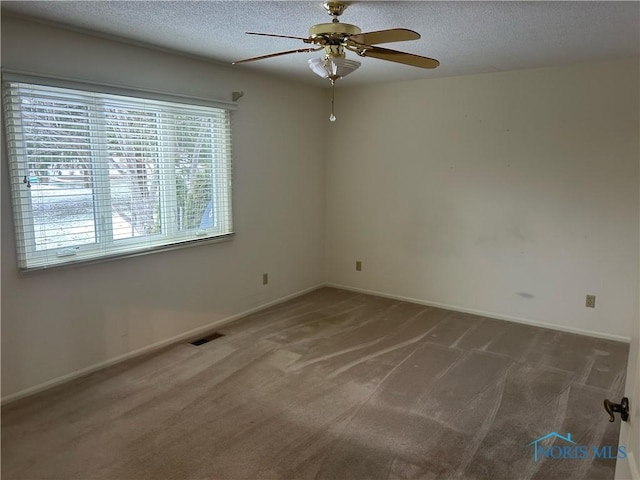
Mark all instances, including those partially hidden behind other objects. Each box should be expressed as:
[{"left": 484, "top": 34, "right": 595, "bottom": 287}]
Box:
[{"left": 2, "top": 1, "right": 639, "bottom": 87}]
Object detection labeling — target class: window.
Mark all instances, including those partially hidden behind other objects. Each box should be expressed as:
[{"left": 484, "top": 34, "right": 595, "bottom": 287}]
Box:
[{"left": 3, "top": 78, "right": 234, "bottom": 271}]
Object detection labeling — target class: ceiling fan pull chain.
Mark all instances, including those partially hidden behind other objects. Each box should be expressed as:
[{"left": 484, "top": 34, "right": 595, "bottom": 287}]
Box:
[{"left": 330, "top": 79, "right": 336, "bottom": 122}]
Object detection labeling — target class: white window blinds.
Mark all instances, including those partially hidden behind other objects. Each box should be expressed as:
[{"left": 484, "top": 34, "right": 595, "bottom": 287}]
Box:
[{"left": 3, "top": 79, "right": 234, "bottom": 271}]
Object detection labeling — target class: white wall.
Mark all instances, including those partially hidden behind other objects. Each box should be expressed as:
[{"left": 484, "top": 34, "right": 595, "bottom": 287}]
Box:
[
  {"left": 1, "top": 17, "right": 326, "bottom": 399},
  {"left": 325, "top": 59, "right": 639, "bottom": 340}
]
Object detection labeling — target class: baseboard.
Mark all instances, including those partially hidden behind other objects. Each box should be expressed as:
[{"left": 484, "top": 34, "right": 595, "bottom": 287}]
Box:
[
  {"left": 326, "top": 283, "right": 631, "bottom": 343},
  {"left": 1, "top": 283, "right": 325, "bottom": 405},
  {"left": 3, "top": 281, "right": 629, "bottom": 404}
]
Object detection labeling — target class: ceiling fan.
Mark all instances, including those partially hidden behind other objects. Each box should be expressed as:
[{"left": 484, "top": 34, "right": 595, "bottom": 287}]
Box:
[{"left": 233, "top": 1, "right": 440, "bottom": 121}]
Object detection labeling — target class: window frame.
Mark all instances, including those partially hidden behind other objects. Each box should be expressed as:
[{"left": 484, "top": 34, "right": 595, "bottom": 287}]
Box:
[{"left": 2, "top": 72, "right": 237, "bottom": 272}]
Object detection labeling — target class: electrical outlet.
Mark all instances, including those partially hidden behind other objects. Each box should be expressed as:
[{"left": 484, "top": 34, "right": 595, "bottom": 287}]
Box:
[
  {"left": 263, "top": 273, "right": 269, "bottom": 285},
  {"left": 356, "top": 261, "right": 362, "bottom": 271},
  {"left": 586, "top": 295, "right": 596, "bottom": 308}
]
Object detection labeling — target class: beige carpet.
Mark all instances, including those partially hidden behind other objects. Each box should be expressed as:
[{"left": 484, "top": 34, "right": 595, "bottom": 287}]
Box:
[{"left": 1, "top": 288, "right": 628, "bottom": 479}]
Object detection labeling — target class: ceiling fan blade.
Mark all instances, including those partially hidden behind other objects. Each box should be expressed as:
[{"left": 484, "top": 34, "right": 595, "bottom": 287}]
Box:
[
  {"left": 246, "top": 32, "right": 313, "bottom": 44},
  {"left": 346, "top": 44, "right": 439, "bottom": 69},
  {"left": 233, "top": 47, "right": 322, "bottom": 64},
  {"left": 347, "top": 28, "right": 420, "bottom": 45}
]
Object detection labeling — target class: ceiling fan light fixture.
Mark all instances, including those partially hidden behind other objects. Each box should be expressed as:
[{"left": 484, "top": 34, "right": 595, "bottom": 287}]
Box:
[
  {"left": 235, "top": 2, "right": 439, "bottom": 123},
  {"left": 308, "top": 56, "right": 361, "bottom": 80}
]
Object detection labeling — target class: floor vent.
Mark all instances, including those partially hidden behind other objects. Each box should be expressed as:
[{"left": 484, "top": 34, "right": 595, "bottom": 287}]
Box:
[{"left": 190, "top": 332, "right": 225, "bottom": 346}]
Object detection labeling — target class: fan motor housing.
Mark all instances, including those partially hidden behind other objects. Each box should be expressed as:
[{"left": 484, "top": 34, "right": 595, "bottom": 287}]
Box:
[{"left": 309, "top": 22, "right": 361, "bottom": 39}]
